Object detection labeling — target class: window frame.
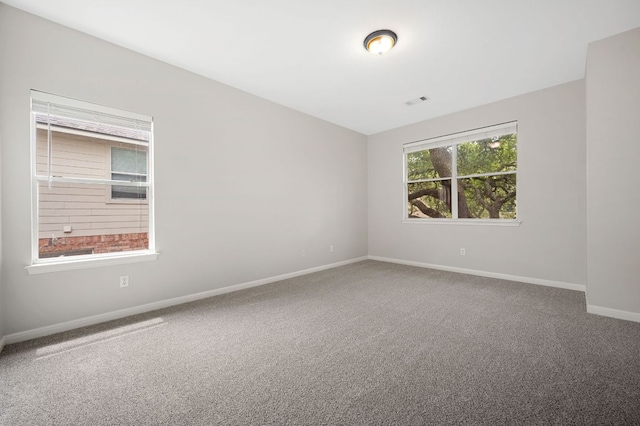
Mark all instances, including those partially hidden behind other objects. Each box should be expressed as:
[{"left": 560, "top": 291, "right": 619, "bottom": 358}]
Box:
[
  {"left": 402, "top": 121, "right": 520, "bottom": 225},
  {"left": 28, "top": 90, "right": 157, "bottom": 273}
]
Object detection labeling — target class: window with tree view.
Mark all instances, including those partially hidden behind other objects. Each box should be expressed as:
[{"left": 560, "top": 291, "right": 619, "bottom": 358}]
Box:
[
  {"left": 404, "top": 122, "right": 517, "bottom": 220},
  {"left": 31, "top": 91, "right": 154, "bottom": 263}
]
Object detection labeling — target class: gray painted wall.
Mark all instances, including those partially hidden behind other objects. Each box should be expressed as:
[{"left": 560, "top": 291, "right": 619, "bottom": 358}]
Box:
[
  {"left": 586, "top": 27, "right": 640, "bottom": 314},
  {"left": 0, "top": 102, "right": 3, "bottom": 340},
  {"left": 0, "top": 4, "right": 368, "bottom": 336},
  {"left": 368, "top": 81, "right": 587, "bottom": 286}
]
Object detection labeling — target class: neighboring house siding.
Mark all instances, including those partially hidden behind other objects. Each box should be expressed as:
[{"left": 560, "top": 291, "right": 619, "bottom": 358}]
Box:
[{"left": 36, "top": 127, "right": 148, "bottom": 255}]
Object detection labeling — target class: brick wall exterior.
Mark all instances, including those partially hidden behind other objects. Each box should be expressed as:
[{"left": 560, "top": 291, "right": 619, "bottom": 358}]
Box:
[{"left": 39, "top": 233, "right": 148, "bottom": 257}]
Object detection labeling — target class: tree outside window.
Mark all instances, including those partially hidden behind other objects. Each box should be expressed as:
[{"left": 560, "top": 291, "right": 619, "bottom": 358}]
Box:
[{"left": 405, "top": 123, "right": 517, "bottom": 220}]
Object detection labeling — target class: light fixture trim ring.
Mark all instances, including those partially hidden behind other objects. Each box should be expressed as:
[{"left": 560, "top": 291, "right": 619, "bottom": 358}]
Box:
[{"left": 364, "top": 29, "right": 398, "bottom": 54}]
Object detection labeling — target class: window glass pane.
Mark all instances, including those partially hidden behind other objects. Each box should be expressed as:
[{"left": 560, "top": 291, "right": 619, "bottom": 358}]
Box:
[
  {"left": 407, "top": 181, "right": 452, "bottom": 218},
  {"left": 111, "top": 174, "right": 147, "bottom": 199},
  {"left": 111, "top": 147, "right": 147, "bottom": 174},
  {"left": 36, "top": 128, "right": 106, "bottom": 179},
  {"left": 35, "top": 115, "right": 149, "bottom": 180},
  {"left": 407, "top": 146, "right": 453, "bottom": 181},
  {"left": 457, "top": 133, "right": 517, "bottom": 177},
  {"left": 457, "top": 174, "right": 517, "bottom": 219},
  {"left": 38, "top": 181, "right": 149, "bottom": 259}
]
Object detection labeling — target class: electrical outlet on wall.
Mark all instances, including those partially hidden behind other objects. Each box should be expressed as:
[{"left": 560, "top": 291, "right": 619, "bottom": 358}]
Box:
[
  {"left": 120, "top": 276, "right": 129, "bottom": 288},
  {"left": 460, "top": 248, "right": 466, "bottom": 256}
]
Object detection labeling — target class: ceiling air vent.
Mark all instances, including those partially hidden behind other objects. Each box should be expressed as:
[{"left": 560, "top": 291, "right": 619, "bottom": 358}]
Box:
[{"left": 405, "top": 96, "right": 429, "bottom": 106}]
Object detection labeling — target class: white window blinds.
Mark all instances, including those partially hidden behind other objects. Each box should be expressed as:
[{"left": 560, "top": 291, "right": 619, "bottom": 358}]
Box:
[
  {"left": 403, "top": 121, "right": 517, "bottom": 153},
  {"left": 31, "top": 90, "right": 152, "bottom": 133}
]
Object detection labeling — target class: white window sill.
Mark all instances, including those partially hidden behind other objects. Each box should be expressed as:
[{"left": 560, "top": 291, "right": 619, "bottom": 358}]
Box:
[
  {"left": 26, "top": 251, "right": 159, "bottom": 275},
  {"left": 402, "top": 219, "right": 522, "bottom": 227}
]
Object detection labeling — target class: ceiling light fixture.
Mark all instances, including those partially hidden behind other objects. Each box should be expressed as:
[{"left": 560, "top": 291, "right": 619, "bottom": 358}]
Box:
[{"left": 364, "top": 29, "right": 397, "bottom": 55}]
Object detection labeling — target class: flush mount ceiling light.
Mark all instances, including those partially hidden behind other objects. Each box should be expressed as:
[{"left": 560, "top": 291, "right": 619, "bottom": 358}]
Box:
[{"left": 363, "top": 29, "right": 397, "bottom": 55}]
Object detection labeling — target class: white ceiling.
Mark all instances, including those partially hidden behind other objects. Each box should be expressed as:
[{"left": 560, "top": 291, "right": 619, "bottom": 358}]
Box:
[{"left": 4, "top": 0, "right": 640, "bottom": 135}]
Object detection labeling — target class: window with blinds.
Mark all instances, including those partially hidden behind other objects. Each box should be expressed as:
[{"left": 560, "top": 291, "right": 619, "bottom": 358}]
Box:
[
  {"left": 404, "top": 122, "right": 518, "bottom": 221},
  {"left": 111, "top": 147, "right": 148, "bottom": 199},
  {"left": 30, "top": 90, "right": 155, "bottom": 263}
]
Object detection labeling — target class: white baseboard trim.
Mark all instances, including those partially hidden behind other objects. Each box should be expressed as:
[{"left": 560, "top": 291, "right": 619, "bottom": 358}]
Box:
[
  {"left": 4, "top": 256, "right": 368, "bottom": 346},
  {"left": 368, "top": 256, "right": 586, "bottom": 292},
  {"left": 0, "top": 336, "right": 6, "bottom": 354},
  {"left": 586, "top": 305, "right": 640, "bottom": 323}
]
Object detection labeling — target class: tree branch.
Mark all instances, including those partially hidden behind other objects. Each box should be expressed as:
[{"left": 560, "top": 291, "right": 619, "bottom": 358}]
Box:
[
  {"left": 408, "top": 188, "right": 441, "bottom": 201},
  {"left": 409, "top": 200, "right": 446, "bottom": 218}
]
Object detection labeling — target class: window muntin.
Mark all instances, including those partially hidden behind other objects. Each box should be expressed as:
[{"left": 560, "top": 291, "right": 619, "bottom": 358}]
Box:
[
  {"left": 404, "top": 122, "right": 517, "bottom": 221},
  {"left": 31, "top": 91, "right": 154, "bottom": 263}
]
